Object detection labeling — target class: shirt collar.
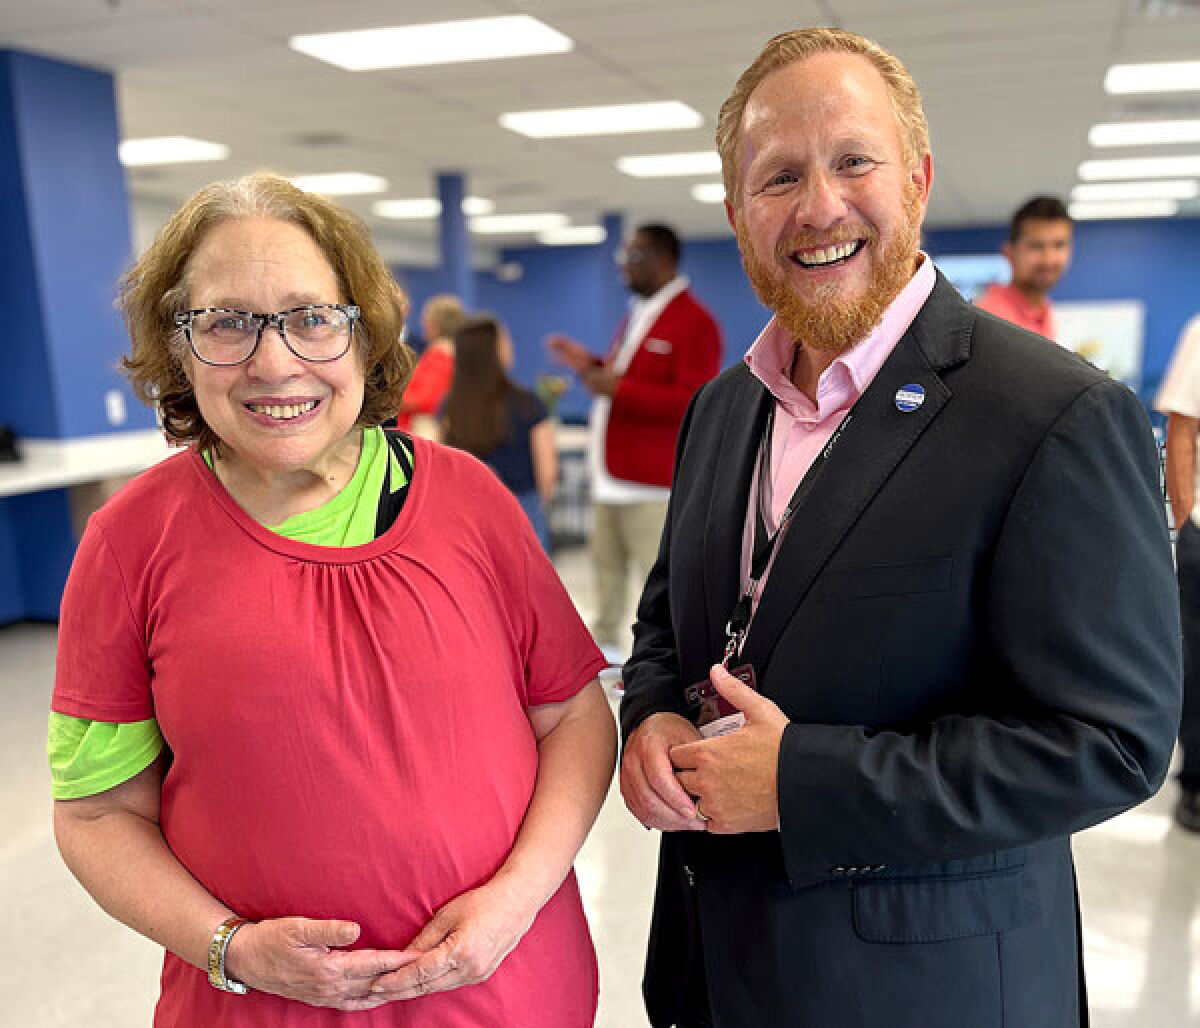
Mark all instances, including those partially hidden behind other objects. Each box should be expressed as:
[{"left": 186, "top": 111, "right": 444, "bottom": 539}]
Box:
[{"left": 745, "top": 253, "right": 936, "bottom": 421}]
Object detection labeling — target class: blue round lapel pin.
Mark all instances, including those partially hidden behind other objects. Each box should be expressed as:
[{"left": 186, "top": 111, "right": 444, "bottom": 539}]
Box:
[{"left": 894, "top": 384, "right": 925, "bottom": 413}]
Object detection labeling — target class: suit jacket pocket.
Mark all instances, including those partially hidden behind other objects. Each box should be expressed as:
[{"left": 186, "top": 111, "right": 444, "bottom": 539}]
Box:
[
  {"left": 852, "top": 868, "right": 1040, "bottom": 944},
  {"left": 816, "top": 556, "right": 953, "bottom": 600}
]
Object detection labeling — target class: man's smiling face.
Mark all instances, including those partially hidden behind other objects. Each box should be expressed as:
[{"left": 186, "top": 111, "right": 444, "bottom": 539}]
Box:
[{"left": 730, "top": 51, "right": 931, "bottom": 352}]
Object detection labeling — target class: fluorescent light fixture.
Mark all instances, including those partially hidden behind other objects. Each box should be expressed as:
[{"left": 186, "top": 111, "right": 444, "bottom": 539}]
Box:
[
  {"left": 469, "top": 213, "right": 568, "bottom": 235},
  {"left": 290, "top": 173, "right": 388, "bottom": 195},
  {"left": 1071, "top": 179, "right": 1199, "bottom": 201},
  {"left": 1104, "top": 61, "right": 1200, "bottom": 94},
  {"left": 1068, "top": 199, "right": 1179, "bottom": 220},
  {"left": 372, "top": 196, "right": 495, "bottom": 219},
  {"left": 289, "top": 16, "right": 572, "bottom": 71},
  {"left": 1089, "top": 119, "right": 1200, "bottom": 147},
  {"left": 691, "top": 182, "right": 726, "bottom": 204},
  {"left": 617, "top": 152, "right": 722, "bottom": 177},
  {"left": 500, "top": 101, "right": 701, "bottom": 139},
  {"left": 118, "top": 136, "right": 229, "bottom": 166},
  {"left": 1078, "top": 155, "right": 1200, "bottom": 180},
  {"left": 538, "top": 225, "right": 606, "bottom": 245}
]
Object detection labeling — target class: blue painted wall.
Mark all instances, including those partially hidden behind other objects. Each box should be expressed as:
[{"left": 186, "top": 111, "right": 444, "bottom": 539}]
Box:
[
  {"left": 0, "top": 50, "right": 152, "bottom": 440},
  {"left": 395, "top": 216, "right": 1200, "bottom": 420}
]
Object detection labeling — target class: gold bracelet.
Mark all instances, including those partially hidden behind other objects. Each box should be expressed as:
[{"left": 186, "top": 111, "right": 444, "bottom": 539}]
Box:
[{"left": 207, "top": 916, "right": 251, "bottom": 994}]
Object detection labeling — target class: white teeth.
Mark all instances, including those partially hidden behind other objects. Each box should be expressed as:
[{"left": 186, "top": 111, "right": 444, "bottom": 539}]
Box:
[
  {"left": 796, "top": 241, "right": 858, "bottom": 267},
  {"left": 249, "top": 401, "right": 317, "bottom": 420}
]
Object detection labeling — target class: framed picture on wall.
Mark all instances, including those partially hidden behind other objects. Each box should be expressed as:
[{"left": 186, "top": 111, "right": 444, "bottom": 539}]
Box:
[{"left": 1054, "top": 301, "right": 1145, "bottom": 391}]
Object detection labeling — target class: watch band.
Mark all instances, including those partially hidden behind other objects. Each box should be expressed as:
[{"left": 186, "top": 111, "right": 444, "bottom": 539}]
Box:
[{"left": 208, "top": 915, "right": 251, "bottom": 994}]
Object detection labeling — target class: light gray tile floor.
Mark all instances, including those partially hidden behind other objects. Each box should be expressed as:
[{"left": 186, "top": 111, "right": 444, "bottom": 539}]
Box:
[{"left": 2, "top": 546, "right": 1197, "bottom": 1026}]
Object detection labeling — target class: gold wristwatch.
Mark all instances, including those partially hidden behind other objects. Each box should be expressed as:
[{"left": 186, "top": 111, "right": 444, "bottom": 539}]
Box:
[{"left": 207, "top": 915, "right": 251, "bottom": 994}]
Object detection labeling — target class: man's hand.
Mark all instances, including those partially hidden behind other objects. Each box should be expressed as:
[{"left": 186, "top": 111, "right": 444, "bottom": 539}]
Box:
[
  {"left": 545, "top": 333, "right": 593, "bottom": 373},
  {"left": 224, "top": 917, "right": 417, "bottom": 1012},
  {"left": 621, "top": 712, "right": 708, "bottom": 832},
  {"left": 580, "top": 365, "right": 619, "bottom": 397},
  {"left": 368, "top": 877, "right": 537, "bottom": 1001},
  {"left": 670, "top": 664, "right": 789, "bottom": 834}
]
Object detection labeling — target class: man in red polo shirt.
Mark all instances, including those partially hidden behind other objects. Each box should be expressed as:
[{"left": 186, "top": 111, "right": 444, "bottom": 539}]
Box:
[
  {"left": 976, "top": 195, "right": 1073, "bottom": 340},
  {"left": 548, "top": 224, "right": 721, "bottom": 664}
]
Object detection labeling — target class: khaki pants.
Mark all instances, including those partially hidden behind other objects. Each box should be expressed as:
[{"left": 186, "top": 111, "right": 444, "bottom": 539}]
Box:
[{"left": 590, "top": 498, "right": 669, "bottom": 646}]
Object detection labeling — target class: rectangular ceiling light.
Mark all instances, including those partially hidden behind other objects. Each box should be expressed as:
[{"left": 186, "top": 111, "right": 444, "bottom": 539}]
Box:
[
  {"left": 289, "top": 16, "right": 572, "bottom": 72},
  {"left": 118, "top": 136, "right": 230, "bottom": 166},
  {"left": 1068, "top": 199, "right": 1179, "bottom": 220},
  {"left": 538, "top": 225, "right": 606, "bottom": 245},
  {"left": 1071, "top": 179, "right": 1199, "bottom": 201},
  {"left": 691, "top": 182, "right": 727, "bottom": 204},
  {"left": 1089, "top": 119, "right": 1200, "bottom": 146},
  {"left": 1105, "top": 61, "right": 1200, "bottom": 94},
  {"left": 290, "top": 173, "right": 388, "bottom": 195},
  {"left": 470, "top": 213, "right": 568, "bottom": 234},
  {"left": 1078, "top": 155, "right": 1200, "bottom": 180},
  {"left": 617, "top": 151, "right": 722, "bottom": 177},
  {"left": 372, "top": 197, "right": 494, "bottom": 219},
  {"left": 500, "top": 101, "right": 701, "bottom": 139}
]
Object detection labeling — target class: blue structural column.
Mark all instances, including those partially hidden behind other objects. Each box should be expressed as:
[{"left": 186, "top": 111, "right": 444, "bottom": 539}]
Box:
[
  {"left": 601, "top": 211, "right": 627, "bottom": 334},
  {"left": 436, "top": 172, "right": 475, "bottom": 309},
  {"left": 0, "top": 50, "right": 154, "bottom": 621}
]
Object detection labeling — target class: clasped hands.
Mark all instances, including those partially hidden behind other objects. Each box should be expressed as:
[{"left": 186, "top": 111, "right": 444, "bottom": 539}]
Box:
[
  {"left": 620, "top": 664, "right": 788, "bottom": 835},
  {"left": 224, "top": 873, "right": 536, "bottom": 1012},
  {"left": 544, "top": 333, "right": 618, "bottom": 397}
]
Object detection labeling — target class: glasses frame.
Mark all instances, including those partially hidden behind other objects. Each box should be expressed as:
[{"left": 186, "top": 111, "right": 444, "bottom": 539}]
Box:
[{"left": 173, "top": 303, "right": 361, "bottom": 367}]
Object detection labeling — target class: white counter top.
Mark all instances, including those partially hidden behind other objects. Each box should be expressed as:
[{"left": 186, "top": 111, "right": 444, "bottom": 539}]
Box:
[{"left": 0, "top": 430, "right": 176, "bottom": 498}]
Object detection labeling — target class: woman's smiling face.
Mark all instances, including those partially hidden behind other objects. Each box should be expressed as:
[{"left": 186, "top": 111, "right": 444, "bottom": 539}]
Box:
[{"left": 182, "top": 216, "right": 365, "bottom": 477}]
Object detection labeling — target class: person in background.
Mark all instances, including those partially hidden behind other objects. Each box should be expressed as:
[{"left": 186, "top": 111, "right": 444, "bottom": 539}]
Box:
[
  {"left": 48, "top": 171, "right": 615, "bottom": 1026},
  {"left": 441, "top": 314, "right": 558, "bottom": 551},
  {"left": 975, "top": 195, "right": 1073, "bottom": 340},
  {"left": 394, "top": 293, "right": 464, "bottom": 437},
  {"left": 547, "top": 224, "right": 721, "bottom": 665},
  {"left": 1155, "top": 311, "right": 1200, "bottom": 832},
  {"left": 618, "top": 27, "right": 1179, "bottom": 1028}
]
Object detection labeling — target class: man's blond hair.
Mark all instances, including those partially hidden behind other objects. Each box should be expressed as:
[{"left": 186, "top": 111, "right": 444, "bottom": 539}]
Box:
[{"left": 716, "top": 28, "right": 930, "bottom": 206}]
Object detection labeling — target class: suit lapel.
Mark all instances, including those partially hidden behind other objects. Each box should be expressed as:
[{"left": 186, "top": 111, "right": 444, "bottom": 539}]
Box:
[
  {"left": 739, "top": 272, "right": 974, "bottom": 677},
  {"left": 703, "top": 367, "right": 772, "bottom": 662}
]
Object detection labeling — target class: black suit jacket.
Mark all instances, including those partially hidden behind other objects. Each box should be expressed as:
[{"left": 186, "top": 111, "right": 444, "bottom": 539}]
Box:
[{"left": 620, "top": 273, "right": 1182, "bottom": 1028}]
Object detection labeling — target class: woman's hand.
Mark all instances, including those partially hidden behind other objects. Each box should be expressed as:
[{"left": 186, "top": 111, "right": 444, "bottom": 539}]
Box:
[
  {"left": 225, "top": 917, "right": 418, "bottom": 1012},
  {"left": 366, "top": 877, "right": 538, "bottom": 1001}
]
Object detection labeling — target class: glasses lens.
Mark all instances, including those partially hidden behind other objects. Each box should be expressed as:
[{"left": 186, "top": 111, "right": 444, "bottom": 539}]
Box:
[
  {"left": 283, "top": 306, "right": 352, "bottom": 360},
  {"left": 190, "top": 310, "right": 258, "bottom": 365}
]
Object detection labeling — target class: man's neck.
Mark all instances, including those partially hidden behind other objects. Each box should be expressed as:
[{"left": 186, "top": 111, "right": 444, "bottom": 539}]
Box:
[
  {"left": 789, "top": 343, "right": 840, "bottom": 404},
  {"left": 1010, "top": 281, "right": 1049, "bottom": 308}
]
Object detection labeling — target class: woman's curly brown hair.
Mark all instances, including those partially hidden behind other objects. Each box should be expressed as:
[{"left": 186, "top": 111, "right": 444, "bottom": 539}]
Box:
[{"left": 118, "top": 171, "right": 414, "bottom": 454}]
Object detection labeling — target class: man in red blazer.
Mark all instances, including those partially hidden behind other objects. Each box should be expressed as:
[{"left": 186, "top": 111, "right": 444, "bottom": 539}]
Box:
[{"left": 549, "top": 224, "right": 721, "bottom": 662}]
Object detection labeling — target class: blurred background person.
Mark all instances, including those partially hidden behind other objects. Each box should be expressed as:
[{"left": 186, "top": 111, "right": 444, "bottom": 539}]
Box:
[
  {"left": 48, "top": 172, "right": 616, "bottom": 1025},
  {"left": 975, "top": 195, "right": 1073, "bottom": 340},
  {"left": 1155, "top": 310, "right": 1200, "bottom": 832},
  {"left": 441, "top": 314, "right": 558, "bottom": 552},
  {"left": 394, "top": 293, "right": 465, "bottom": 438},
  {"left": 547, "top": 223, "right": 721, "bottom": 665}
]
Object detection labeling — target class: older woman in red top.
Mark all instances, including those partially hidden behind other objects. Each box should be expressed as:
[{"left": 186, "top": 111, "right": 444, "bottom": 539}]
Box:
[{"left": 49, "top": 172, "right": 615, "bottom": 1026}]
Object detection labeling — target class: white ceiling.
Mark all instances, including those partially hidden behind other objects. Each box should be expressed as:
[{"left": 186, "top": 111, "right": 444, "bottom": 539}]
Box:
[{"left": 3, "top": 0, "right": 1200, "bottom": 263}]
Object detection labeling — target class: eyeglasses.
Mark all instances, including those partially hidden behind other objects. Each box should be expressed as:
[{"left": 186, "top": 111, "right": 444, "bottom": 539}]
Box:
[{"left": 173, "top": 304, "right": 360, "bottom": 367}]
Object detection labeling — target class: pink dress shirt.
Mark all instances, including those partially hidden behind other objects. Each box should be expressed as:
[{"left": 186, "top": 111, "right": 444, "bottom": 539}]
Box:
[{"left": 738, "top": 255, "right": 936, "bottom": 623}]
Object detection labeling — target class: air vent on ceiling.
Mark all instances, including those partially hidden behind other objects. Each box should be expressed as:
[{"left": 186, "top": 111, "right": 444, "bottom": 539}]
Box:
[
  {"left": 1139, "top": 0, "right": 1200, "bottom": 15},
  {"left": 287, "top": 131, "right": 351, "bottom": 147}
]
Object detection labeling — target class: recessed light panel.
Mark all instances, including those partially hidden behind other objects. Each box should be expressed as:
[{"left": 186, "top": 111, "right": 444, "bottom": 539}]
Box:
[
  {"left": 470, "top": 213, "right": 568, "bottom": 234},
  {"left": 1089, "top": 120, "right": 1200, "bottom": 146},
  {"left": 500, "top": 102, "right": 701, "bottom": 138},
  {"left": 1078, "top": 155, "right": 1200, "bottom": 180},
  {"left": 1068, "top": 199, "right": 1179, "bottom": 219},
  {"left": 1104, "top": 61, "right": 1200, "bottom": 94},
  {"left": 290, "top": 173, "right": 388, "bottom": 195},
  {"left": 538, "top": 225, "right": 606, "bottom": 245},
  {"left": 290, "top": 16, "right": 573, "bottom": 72},
  {"left": 118, "top": 137, "right": 230, "bottom": 166},
  {"left": 616, "top": 152, "right": 722, "bottom": 177},
  {"left": 1071, "top": 180, "right": 1199, "bottom": 201}
]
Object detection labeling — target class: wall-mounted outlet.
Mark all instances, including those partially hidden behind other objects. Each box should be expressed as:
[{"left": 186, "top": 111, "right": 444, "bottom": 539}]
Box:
[{"left": 105, "top": 389, "right": 127, "bottom": 426}]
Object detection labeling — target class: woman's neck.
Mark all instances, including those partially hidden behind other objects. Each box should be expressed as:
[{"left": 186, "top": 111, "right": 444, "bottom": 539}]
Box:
[{"left": 211, "top": 428, "right": 364, "bottom": 526}]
